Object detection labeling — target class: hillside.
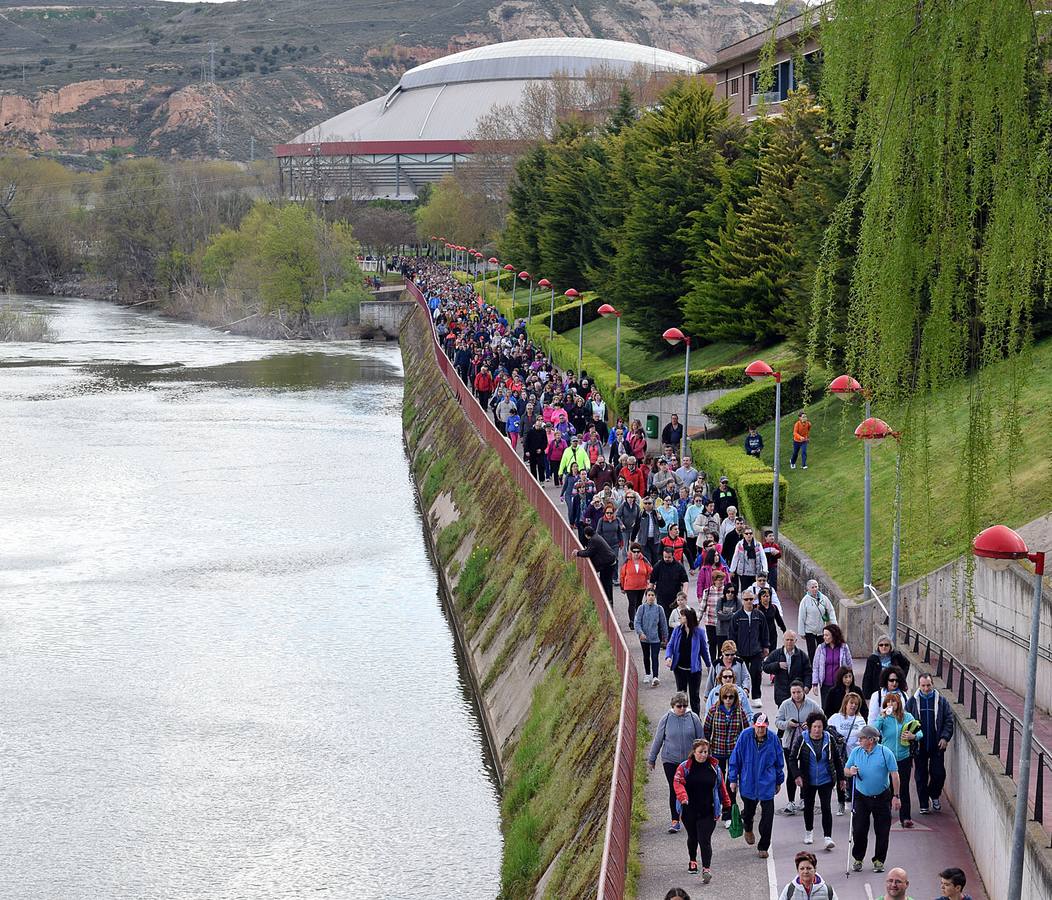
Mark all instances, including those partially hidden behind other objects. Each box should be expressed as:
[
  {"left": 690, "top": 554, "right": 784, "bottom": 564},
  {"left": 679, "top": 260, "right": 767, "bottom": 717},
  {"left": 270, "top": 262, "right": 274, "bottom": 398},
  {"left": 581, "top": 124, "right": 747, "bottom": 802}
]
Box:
[{"left": 0, "top": 0, "right": 789, "bottom": 161}]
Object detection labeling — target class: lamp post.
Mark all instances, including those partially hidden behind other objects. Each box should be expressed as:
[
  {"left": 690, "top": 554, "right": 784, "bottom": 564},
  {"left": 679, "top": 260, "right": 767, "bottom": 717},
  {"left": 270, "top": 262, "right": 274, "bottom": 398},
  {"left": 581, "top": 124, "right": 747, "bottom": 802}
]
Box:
[
  {"left": 597, "top": 303, "right": 622, "bottom": 388},
  {"left": 853, "top": 417, "right": 903, "bottom": 635},
  {"left": 519, "top": 271, "right": 534, "bottom": 321},
  {"left": 538, "top": 278, "right": 554, "bottom": 359},
  {"left": 663, "top": 327, "right": 692, "bottom": 461},
  {"left": 745, "top": 360, "right": 782, "bottom": 540},
  {"left": 502, "top": 263, "right": 514, "bottom": 299},
  {"left": 488, "top": 257, "right": 498, "bottom": 304},
  {"left": 973, "top": 524, "right": 1046, "bottom": 900},
  {"left": 565, "top": 288, "right": 581, "bottom": 370},
  {"left": 830, "top": 375, "right": 875, "bottom": 594}
]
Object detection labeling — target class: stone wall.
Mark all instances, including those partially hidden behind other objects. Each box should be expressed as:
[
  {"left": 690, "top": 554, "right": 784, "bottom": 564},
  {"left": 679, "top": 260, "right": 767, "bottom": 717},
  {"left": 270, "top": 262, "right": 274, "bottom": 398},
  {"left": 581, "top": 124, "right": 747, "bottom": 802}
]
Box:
[{"left": 360, "top": 298, "right": 414, "bottom": 338}]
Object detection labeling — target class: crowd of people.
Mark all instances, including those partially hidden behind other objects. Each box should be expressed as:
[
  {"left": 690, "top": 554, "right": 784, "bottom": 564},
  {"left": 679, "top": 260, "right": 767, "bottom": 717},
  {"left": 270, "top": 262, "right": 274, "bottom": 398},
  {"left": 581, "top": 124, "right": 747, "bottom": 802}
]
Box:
[{"left": 404, "top": 257, "right": 973, "bottom": 898}]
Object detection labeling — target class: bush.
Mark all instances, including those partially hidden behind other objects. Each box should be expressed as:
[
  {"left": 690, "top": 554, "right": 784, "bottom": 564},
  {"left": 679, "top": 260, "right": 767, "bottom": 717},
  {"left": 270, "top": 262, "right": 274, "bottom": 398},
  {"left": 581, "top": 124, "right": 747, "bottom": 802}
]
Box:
[
  {"left": 621, "top": 364, "right": 753, "bottom": 407},
  {"left": 689, "top": 437, "right": 786, "bottom": 528},
  {"left": 529, "top": 294, "right": 601, "bottom": 332},
  {"left": 702, "top": 371, "right": 806, "bottom": 434}
]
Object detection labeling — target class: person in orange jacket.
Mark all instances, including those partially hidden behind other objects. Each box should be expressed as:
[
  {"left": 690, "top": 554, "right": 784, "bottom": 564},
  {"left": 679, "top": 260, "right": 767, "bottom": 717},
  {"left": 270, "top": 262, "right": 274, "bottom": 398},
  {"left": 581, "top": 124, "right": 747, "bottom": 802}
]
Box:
[
  {"left": 791, "top": 413, "right": 812, "bottom": 470},
  {"left": 620, "top": 542, "right": 654, "bottom": 629}
]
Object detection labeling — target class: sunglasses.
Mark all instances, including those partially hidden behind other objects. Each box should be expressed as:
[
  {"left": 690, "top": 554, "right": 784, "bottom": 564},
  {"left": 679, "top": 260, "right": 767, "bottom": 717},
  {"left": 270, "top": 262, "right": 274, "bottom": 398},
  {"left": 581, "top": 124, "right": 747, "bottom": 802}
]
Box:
[
  {"left": 673, "top": 703, "right": 687, "bottom": 709},
  {"left": 887, "top": 678, "right": 899, "bottom": 684}
]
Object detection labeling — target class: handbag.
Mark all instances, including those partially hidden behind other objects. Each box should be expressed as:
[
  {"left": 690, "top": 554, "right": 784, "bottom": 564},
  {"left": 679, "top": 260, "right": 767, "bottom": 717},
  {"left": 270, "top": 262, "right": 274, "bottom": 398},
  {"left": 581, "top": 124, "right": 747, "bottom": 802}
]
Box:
[{"left": 728, "top": 800, "right": 744, "bottom": 839}]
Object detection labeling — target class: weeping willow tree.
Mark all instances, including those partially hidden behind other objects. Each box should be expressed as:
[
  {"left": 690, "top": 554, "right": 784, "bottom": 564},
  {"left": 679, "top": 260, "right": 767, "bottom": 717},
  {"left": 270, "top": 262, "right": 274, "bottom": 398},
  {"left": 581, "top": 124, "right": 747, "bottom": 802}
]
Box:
[{"left": 807, "top": 1, "right": 1052, "bottom": 609}]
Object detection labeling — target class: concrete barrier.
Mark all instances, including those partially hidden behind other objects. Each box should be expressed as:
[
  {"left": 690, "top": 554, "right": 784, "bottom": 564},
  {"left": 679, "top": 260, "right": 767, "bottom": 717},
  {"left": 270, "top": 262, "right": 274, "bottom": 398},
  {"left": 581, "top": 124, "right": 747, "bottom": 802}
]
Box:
[{"left": 360, "top": 297, "right": 414, "bottom": 338}]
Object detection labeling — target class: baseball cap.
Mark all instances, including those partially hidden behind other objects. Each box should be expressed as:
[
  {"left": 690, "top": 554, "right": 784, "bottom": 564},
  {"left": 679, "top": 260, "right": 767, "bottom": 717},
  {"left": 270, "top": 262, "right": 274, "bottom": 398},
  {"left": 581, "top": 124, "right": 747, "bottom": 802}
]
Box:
[
  {"left": 859, "top": 725, "right": 880, "bottom": 740},
  {"left": 753, "top": 713, "right": 770, "bottom": 726}
]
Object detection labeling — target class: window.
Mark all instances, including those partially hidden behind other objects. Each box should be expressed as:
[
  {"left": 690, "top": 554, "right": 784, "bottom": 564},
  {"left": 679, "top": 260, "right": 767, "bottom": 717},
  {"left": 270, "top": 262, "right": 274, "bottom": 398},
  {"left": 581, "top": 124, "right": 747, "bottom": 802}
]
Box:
[
  {"left": 729, "top": 77, "right": 740, "bottom": 96},
  {"left": 748, "top": 60, "right": 795, "bottom": 106}
]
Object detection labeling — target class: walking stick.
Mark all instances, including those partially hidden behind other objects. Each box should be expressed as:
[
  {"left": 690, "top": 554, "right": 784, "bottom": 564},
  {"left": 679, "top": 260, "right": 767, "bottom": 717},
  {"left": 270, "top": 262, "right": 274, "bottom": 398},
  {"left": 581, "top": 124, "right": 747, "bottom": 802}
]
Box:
[{"left": 845, "top": 777, "right": 855, "bottom": 877}]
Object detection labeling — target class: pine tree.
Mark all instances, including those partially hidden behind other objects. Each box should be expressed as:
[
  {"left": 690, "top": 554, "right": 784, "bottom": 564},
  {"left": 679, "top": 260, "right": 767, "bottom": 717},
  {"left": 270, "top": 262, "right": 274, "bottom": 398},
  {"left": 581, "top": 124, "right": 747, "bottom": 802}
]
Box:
[
  {"left": 683, "top": 90, "right": 843, "bottom": 346},
  {"left": 606, "top": 85, "right": 636, "bottom": 135}
]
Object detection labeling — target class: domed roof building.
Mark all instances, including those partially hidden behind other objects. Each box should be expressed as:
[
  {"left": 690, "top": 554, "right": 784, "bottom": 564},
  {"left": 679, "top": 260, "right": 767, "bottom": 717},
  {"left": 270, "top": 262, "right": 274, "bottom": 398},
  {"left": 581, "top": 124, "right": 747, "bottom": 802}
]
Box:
[{"left": 275, "top": 38, "right": 706, "bottom": 201}]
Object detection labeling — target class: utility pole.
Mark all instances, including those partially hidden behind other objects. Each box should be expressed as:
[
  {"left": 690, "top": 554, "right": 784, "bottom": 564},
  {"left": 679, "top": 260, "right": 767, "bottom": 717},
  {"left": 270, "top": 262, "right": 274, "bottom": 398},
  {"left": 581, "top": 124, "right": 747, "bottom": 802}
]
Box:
[
  {"left": 209, "top": 41, "right": 216, "bottom": 84},
  {"left": 249, "top": 135, "right": 255, "bottom": 162}
]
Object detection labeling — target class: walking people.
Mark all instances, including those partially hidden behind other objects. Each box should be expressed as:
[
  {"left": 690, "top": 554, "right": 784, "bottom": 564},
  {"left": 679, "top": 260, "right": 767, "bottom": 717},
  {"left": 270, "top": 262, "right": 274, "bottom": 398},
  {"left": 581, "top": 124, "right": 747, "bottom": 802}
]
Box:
[
  {"left": 906, "top": 673, "right": 954, "bottom": 814},
  {"left": 714, "top": 583, "right": 742, "bottom": 651},
  {"left": 572, "top": 525, "right": 618, "bottom": 605},
  {"left": 668, "top": 590, "right": 702, "bottom": 630},
  {"left": 775, "top": 681, "right": 822, "bottom": 815},
  {"left": 673, "top": 738, "right": 732, "bottom": 881},
  {"left": 797, "top": 580, "right": 837, "bottom": 662},
  {"left": 787, "top": 712, "right": 845, "bottom": 850},
  {"left": 873, "top": 691, "right": 922, "bottom": 827},
  {"left": 862, "top": 635, "right": 912, "bottom": 699},
  {"left": 764, "top": 630, "right": 812, "bottom": 707},
  {"left": 634, "top": 588, "right": 668, "bottom": 686},
  {"left": 877, "top": 867, "right": 915, "bottom": 900},
  {"left": 790, "top": 412, "right": 811, "bottom": 469},
  {"left": 757, "top": 587, "right": 786, "bottom": 644},
  {"left": 811, "top": 624, "right": 852, "bottom": 706},
  {"left": 650, "top": 545, "right": 689, "bottom": 620},
  {"left": 704, "top": 640, "right": 752, "bottom": 698},
  {"left": 828, "top": 692, "right": 868, "bottom": 815},
  {"left": 704, "top": 667, "right": 751, "bottom": 712},
  {"left": 714, "top": 476, "right": 738, "bottom": 518},
  {"left": 762, "top": 528, "right": 782, "bottom": 589},
  {"left": 727, "top": 712, "right": 785, "bottom": 858},
  {"left": 665, "top": 608, "right": 711, "bottom": 715},
  {"left": 729, "top": 525, "right": 767, "bottom": 594},
  {"left": 620, "top": 543, "right": 652, "bottom": 630},
  {"left": 636, "top": 496, "right": 665, "bottom": 564},
  {"left": 867, "top": 666, "right": 908, "bottom": 725},
  {"left": 523, "top": 418, "right": 549, "bottom": 482},
  {"left": 703, "top": 684, "right": 752, "bottom": 825},
  {"left": 777, "top": 850, "right": 839, "bottom": 900},
  {"left": 648, "top": 692, "right": 705, "bottom": 835},
  {"left": 823, "top": 665, "right": 868, "bottom": 719},
  {"left": 845, "top": 725, "right": 901, "bottom": 873},
  {"left": 729, "top": 587, "right": 771, "bottom": 707},
  {"left": 935, "top": 867, "right": 973, "bottom": 900}
]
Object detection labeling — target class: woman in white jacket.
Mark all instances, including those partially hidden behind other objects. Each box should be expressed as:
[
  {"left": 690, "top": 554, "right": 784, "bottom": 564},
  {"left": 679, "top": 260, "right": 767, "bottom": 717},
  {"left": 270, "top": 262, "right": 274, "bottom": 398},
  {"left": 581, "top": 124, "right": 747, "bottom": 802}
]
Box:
[{"left": 797, "top": 580, "right": 837, "bottom": 661}]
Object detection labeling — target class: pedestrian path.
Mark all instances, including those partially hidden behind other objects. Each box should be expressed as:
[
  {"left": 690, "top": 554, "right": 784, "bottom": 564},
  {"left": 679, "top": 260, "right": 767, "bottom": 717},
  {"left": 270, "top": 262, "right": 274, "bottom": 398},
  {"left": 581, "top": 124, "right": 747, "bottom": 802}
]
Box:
[{"left": 537, "top": 470, "right": 988, "bottom": 898}]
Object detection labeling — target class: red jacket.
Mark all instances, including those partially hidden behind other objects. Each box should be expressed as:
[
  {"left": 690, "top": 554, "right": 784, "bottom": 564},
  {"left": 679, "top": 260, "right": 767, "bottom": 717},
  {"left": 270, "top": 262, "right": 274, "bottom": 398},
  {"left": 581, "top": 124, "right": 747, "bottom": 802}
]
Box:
[
  {"left": 620, "top": 465, "right": 646, "bottom": 496},
  {"left": 673, "top": 756, "right": 732, "bottom": 818},
  {"left": 474, "top": 371, "right": 494, "bottom": 393},
  {"left": 619, "top": 557, "right": 653, "bottom": 591}
]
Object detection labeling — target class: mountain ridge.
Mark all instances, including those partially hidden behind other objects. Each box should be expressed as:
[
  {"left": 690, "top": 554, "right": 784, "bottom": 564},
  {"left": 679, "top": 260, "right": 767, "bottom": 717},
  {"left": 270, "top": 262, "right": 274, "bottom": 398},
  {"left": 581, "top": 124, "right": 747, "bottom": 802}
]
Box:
[{"left": 0, "top": 0, "right": 791, "bottom": 160}]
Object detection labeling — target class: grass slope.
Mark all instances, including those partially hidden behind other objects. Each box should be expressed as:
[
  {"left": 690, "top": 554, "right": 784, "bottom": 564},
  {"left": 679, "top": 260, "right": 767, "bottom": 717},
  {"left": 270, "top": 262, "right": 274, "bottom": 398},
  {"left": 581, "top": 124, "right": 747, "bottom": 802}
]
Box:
[
  {"left": 748, "top": 342, "right": 1052, "bottom": 593},
  {"left": 559, "top": 316, "right": 799, "bottom": 383}
]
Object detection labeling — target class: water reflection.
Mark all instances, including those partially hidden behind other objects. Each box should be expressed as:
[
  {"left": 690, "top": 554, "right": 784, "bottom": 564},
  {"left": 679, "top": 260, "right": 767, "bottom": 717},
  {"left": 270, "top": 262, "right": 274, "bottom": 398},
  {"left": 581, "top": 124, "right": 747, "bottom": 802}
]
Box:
[{"left": 0, "top": 296, "right": 501, "bottom": 899}]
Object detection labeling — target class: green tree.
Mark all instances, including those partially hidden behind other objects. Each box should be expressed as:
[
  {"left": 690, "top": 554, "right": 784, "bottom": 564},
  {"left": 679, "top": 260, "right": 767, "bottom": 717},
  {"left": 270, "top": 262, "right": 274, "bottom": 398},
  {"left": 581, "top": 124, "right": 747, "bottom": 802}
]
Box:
[
  {"left": 415, "top": 174, "right": 496, "bottom": 249},
  {"left": 684, "top": 90, "right": 844, "bottom": 346},
  {"left": 606, "top": 85, "right": 636, "bottom": 135},
  {"left": 499, "top": 143, "right": 550, "bottom": 275}
]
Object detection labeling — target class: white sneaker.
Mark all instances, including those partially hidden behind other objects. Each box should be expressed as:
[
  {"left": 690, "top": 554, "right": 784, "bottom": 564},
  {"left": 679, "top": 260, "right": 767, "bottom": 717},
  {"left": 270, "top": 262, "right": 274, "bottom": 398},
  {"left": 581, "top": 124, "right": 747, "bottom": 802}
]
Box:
[
  {"left": 724, "top": 819, "right": 732, "bottom": 829},
  {"left": 836, "top": 801, "right": 846, "bottom": 816},
  {"left": 783, "top": 803, "right": 797, "bottom": 816},
  {"left": 803, "top": 831, "right": 814, "bottom": 845},
  {"left": 824, "top": 836, "right": 836, "bottom": 851},
  {"left": 752, "top": 698, "right": 764, "bottom": 708},
  {"left": 642, "top": 674, "right": 652, "bottom": 685},
  {"left": 651, "top": 677, "right": 660, "bottom": 687},
  {"left": 790, "top": 462, "right": 796, "bottom": 469}
]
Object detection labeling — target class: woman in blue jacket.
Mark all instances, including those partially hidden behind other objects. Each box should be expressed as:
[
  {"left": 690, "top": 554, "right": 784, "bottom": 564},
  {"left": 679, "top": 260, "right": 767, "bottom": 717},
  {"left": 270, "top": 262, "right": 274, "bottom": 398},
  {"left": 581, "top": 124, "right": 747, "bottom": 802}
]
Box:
[{"left": 664, "top": 608, "right": 711, "bottom": 715}]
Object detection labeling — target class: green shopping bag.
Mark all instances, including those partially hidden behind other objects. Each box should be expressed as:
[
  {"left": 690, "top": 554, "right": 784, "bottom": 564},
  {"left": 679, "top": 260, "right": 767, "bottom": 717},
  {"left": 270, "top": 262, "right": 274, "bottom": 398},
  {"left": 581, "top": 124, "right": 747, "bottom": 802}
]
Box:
[{"left": 728, "top": 800, "right": 744, "bottom": 839}]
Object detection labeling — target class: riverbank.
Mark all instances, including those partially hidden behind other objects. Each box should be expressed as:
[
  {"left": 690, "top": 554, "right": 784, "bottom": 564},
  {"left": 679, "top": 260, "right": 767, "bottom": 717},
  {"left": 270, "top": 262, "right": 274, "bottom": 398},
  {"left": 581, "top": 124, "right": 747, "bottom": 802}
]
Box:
[{"left": 400, "top": 303, "right": 635, "bottom": 898}]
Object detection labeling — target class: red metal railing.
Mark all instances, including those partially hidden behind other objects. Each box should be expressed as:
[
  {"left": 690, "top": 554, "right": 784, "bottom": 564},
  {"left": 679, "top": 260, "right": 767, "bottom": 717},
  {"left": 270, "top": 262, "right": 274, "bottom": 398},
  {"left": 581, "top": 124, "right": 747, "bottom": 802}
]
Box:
[{"left": 406, "top": 280, "right": 638, "bottom": 899}]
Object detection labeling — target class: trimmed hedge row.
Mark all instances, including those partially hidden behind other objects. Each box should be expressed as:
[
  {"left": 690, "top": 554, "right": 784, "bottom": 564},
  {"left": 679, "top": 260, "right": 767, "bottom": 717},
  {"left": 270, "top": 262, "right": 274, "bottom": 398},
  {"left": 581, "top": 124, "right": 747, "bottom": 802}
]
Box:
[
  {"left": 702, "top": 371, "right": 807, "bottom": 434},
  {"left": 530, "top": 295, "right": 602, "bottom": 332},
  {"left": 689, "top": 437, "right": 786, "bottom": 530},
  {"left": 620, "top": 365, "right": 753, "bottom": 406}
]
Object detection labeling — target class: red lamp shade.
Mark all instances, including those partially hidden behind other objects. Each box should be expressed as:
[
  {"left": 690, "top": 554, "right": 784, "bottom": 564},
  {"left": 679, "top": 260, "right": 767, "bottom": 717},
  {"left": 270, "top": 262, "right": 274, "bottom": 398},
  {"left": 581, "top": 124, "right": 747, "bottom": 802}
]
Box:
[
  {"left": 663, "top": 327, "right": 685, "bottom": 346},
  {"left": 973, "top": 524, "right": 1029, "bottom": 571},
  {"left": 745, "top": 359, "right": 775, "bottom": 381},
  {"left": 489, "top": 257, "right": 499, "bottom": 265},
  {"left": 597, "top": 303, "right": 618, "bottom": 317},
  {"left": 564, "top": 288, "right": 580, "bottom": 298},
  {"left": 518, "top": 271, "right": 531, "bottom": 281},
  {"left": 538, "top": 278, "right": 551, "bottom": 288},
  {"left": 854, "top": 417, "right": 895, "bottom": 444},
  {"left": 430, "top": 235, "right": 437, "bottom": 240},
  {"left": 444, "top": 243, "right": 452, "bottom": 249},
  {"left": 829, "top": 374, "right": 863, "bottom": 399},
  {"left": 503, "top": 264, "right": 515, "bottom": 272}
]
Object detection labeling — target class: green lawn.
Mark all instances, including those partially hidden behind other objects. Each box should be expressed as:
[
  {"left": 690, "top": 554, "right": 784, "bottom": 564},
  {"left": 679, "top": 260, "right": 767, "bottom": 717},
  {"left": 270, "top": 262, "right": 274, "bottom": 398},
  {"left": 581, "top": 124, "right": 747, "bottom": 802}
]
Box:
[
  {"left": 559, "top": 316, "right": 799, "bottom": 383},
  {"left": 743, "top": 344, "right": 1052, "bottom": 594}
]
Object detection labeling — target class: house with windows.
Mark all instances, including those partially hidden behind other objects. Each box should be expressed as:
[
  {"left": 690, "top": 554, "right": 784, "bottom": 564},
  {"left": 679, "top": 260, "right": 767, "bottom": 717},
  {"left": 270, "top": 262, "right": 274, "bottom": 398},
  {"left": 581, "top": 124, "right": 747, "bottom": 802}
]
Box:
[{"left": 711, "top": 7, "right": 824, "bottom": 121}]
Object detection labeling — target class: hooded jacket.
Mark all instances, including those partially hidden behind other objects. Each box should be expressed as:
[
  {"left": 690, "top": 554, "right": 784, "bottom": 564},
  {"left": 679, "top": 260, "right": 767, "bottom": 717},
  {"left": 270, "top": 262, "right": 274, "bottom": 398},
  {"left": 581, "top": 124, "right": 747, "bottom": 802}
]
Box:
[
  {"left": 728, "top": 727, "right": 786, "bottom": 800},
  {"left": 787, "top": 729, "right": 846, "bottom": 789},
  {"left": 648, "top": 708, "right": 705, "bottom": 765}
]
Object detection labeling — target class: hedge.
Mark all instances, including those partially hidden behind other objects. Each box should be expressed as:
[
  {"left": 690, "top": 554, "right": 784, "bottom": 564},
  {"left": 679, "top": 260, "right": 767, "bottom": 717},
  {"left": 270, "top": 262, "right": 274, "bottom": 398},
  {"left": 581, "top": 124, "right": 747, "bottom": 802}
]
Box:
[
  {"left": 620, "top": 365, "right": 753, "bottom": 407},
  {"left": 530, "top": 295, "right": 601, "bottom": 332},
  {"left": 689, "top": 437, "right": 786, "bottom": 529},
  {"left": 702, "top": 371, "right": 808, "bottom": 434}
]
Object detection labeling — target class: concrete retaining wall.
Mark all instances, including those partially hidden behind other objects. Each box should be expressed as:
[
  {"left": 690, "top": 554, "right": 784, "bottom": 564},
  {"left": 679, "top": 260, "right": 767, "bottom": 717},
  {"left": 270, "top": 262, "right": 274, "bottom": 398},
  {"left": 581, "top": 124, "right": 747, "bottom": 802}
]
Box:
[
  {"left": 628, "top": 387, "right": 736, "bottom": 446},
  {"left": 360, "top": 297, "right": 413, "bottom": 338}
]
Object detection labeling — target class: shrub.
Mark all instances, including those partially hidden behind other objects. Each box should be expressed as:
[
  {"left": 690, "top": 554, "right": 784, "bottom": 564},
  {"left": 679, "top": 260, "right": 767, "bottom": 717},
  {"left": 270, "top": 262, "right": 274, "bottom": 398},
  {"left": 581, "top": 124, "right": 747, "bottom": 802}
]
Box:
[
  {"left": 621, "top": 364, "right": 753, "bottom": 407},
  {"left": 702, "top": 370, "right": 807, "bottom": 434},
  {"left": 689, "top": 437, "right": 786, "bottom": 528},
  {"left": 529, "top": 294, "right": 601, "bottom": 332}
]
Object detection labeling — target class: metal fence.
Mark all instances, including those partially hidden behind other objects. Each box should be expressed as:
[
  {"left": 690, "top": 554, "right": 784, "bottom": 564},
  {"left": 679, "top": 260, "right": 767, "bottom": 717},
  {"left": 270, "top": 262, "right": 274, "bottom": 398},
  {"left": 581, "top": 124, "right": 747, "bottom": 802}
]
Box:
[
  {"left": 899, "top": 622, "right": 1052, "bottom": 846},
  {"left": 404, "top": 279, "right": 638, "bottom": 898}
]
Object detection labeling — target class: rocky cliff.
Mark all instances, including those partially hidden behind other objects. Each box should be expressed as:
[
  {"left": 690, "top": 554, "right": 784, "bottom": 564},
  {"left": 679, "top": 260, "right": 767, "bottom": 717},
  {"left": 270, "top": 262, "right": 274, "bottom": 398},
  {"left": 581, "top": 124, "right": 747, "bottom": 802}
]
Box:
[{"left": 0, "top": 0, "right": 791, "bottom": 160}]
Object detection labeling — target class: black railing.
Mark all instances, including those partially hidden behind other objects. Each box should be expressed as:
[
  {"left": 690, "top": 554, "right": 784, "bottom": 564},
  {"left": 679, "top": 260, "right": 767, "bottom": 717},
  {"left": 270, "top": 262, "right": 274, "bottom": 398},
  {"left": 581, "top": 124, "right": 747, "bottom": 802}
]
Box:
[{"left": 900, "top": 623, "right": 1052, "bottom": 846}]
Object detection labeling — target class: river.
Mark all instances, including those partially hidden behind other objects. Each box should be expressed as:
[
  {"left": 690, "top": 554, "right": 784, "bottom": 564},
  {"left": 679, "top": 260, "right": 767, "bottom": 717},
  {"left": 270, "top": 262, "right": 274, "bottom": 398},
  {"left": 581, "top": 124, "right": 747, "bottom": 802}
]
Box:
[{"left": 0, "top": 295, "right": 502, "bottom": 899}]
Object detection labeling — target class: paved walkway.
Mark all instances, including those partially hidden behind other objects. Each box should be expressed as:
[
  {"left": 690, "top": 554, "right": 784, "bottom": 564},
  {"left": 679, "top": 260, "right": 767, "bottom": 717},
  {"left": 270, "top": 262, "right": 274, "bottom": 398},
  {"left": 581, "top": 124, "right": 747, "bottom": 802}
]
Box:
[{"left": 536, "top": 480, "right": 988, "bottom": 899}]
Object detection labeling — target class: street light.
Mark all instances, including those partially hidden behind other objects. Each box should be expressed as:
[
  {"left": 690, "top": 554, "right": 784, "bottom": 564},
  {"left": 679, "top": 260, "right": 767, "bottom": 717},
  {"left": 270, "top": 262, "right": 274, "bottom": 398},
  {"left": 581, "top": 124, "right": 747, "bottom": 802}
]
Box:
[
  {"left": 830, "top": 374, "right": 875, "bottom": 593},
  {"left": 973, "top": 524, "right": 1046, "bottom": 900},
  {"left": 853, "top": 417, "right": 904, "bottom": 635},
  {"left": 519, "top": 271, "right": 534, "bottom": 321},
  {"left": 597, "top": 303, "right": 622, "bottom": 388},
  {"left": 745, "top": 359, "right": 782, "bottom": 540},
  {"left": 487, "top": 257, "right": 498, "bottom": 304},
  {"left": 565, "top": 288, "right": 581, "bottom": 371},
  {"left": 538, "top": 278, "right": 554, "bottom": 358},
  {"left": 664, "top": 327, "right": 692, "bottom": 461},
  {"left": 502, "top": 263, "right": 514, "bottom": 298}
]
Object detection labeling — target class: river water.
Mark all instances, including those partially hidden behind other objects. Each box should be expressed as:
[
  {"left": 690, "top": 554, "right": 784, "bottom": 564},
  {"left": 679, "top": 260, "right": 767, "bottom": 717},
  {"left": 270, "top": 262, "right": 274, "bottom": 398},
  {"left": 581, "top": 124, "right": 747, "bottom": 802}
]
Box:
[{"left": 0, "top": 296, "right": 501, "bottom": 899}]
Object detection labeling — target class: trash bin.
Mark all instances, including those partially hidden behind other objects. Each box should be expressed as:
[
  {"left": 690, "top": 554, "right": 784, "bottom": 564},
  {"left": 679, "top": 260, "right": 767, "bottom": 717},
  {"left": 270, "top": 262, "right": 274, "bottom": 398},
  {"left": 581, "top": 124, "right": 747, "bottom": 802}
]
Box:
[{"left": 645, "top": 414, "right": 659, "bottom": 439}]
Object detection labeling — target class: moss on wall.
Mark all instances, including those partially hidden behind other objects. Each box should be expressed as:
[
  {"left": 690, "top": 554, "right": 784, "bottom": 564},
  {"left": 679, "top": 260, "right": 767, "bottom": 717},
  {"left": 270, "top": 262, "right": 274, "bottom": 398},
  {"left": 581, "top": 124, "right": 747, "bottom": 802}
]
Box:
[{"left": 401, "top": 306, "right": 633, "bottom": 899}]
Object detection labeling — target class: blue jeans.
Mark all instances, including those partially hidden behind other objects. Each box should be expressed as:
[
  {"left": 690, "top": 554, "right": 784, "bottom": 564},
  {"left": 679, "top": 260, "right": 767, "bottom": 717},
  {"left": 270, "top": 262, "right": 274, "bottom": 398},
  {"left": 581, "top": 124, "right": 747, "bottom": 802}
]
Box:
[{"left": 791, "top": 440, "right": 808, "bottom": 466}]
